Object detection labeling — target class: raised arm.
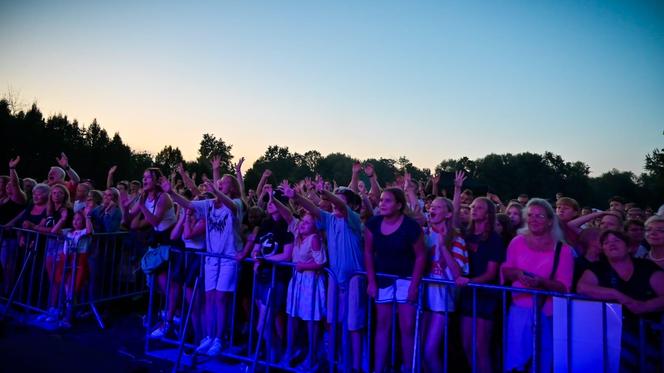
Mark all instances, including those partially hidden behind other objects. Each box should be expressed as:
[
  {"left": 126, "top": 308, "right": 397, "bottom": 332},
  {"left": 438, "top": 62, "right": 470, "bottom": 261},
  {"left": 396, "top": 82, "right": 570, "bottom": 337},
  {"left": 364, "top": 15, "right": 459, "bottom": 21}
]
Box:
[
  {"left": 205, "top": 180, "right": 238, "bottom": 214},
  {"left": 256, "top": 169, "right": 272, "bottom": 199},
  {"left": 451, "top": 171, "right": 466, "bottom": 229},
  {"left": 176, "top": 163, "right": 201, "bottom": 197},
  {"left": 567, "top": 211, "right": 604, "bottom": 234},
  {"left": 320, "top": 189, "right": 348, "bottom": 218},
  {"left": 211, "top": 155, "right": 222, "bottom": 183},
  {"left": 288, "top": 187, "right": 322, "bottom": 220},
  {"left": 274, "top": 181, "right": 295, "bottom": 224},
  {"left": 364, "top": 163, "right": 382, "bottom": 203},
  {"left": 56, "top": 152, "right": 80, "bottom": 184},
  {"left": 106, "top": 165, "right": 117, "bottom": 189},
  {"left": 8, "top": 156, "right": 27, "bottom": 205},
  {"left": 235, "top": 157, "right": 247, "bottom": 203},
  {"left": 161, "top": 177, "right": 193, "bottom": 210},
  {"left": 430, "top": 174, "right": 440, "bottom": 197},
  {"left": 349, "top": 161, "right": 361, "bottom": 192}
]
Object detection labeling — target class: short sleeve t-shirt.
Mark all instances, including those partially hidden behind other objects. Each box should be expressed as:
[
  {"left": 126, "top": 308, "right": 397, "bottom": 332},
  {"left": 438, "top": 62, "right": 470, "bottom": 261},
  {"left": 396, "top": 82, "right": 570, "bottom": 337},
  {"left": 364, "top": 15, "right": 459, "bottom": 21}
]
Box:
[
  {"left": 255, "top": 217, "right": 294, "bottom": 283},
  {"left": 464, "top": 231, "right": 505, "bottom": 280},
  {"left": 316, "top": 207, "right": 364, "bottom": 287},
  {"left": 425, "top": 231, "right": 468, "bottom": 279},
  {"left": 366, "top": 214, "right": 422, "bottom": 287},
  {"left": 192, "top": 198, "right": 244, "bottom": 265},
  {"left": 503, "top": 235, "right": 575, "bottom": 316}
]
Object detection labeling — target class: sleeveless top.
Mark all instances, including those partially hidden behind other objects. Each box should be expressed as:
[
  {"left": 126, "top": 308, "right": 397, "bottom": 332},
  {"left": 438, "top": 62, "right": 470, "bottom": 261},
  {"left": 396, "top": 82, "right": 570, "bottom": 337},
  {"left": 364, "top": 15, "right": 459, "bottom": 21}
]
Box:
[{"left": 143, "top": 193, "right": 176, "bottom": 232}]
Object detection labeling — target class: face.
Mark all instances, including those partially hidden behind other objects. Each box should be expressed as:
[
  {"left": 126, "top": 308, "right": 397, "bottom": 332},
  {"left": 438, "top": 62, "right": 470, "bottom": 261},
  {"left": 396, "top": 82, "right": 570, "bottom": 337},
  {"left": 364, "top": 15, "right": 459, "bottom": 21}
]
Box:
[
  {"left": 581, "top": 208, "right": 593, "bottom": 216},
  {"left": 86, "top": 194, "right": 96, "bottom": 209},
  {"left": 506, "top": 206, "right": 521, "bottom": 227},
  {"left": 102, "top": 190, "right": 115, "bottom": 206},
  {"left": 602, "top": 233, "right": 629, "bottom": 260},
  {"left": 609, "top": 201, "right": 624, "bottom": 212},
  {"left": 599, "top": 214, "right": 621, "bottom": 231},
  {"left": 428, "top": 199, "right": 451, "bottom": 225},
  {"left": 555, "top": 204, "right": 577, "bottom": 223},
  {"left": 50, "top": 186, "right": 66, "bottom": 205},
  {"left": 459, "top": 207, "right": 470, "bottom": 224},
  {"left": 142, "top": 171, "right": 155, "bottom": 191},
  {"left": 219, "top": 175, "right": 233, "bottom": 195},
  {"left": 645, "top": 221, "right": 664, "bottom": 248},
  {"left": 23, "top": 179, "right": 36, "bottom": 192},
  {"left": 130, "top": 183, "right": 140, "bottom": 194},
  {"left": 518, "top": 196, "right": 528, "bottom": 205},
  {"left": 76, "top": 184, "right": 89, "bottom": 200},
  {"left": 73, "top": 213, "right": 85, "bottom": 230},
  {"left": 378, "top": 191, "right": 401, "bottom": 217},
  {"left": 585, "top": 236, "right": 602, "bottom": 258},
  {"left": 470, "top": 199, "right": 488, "bottom": 222},
  {"left": 47, "top": 169, "right": 63, "bottom": 185},
  {"left": 117, "top": 184, "right": 127, "bottom": 193},
  {"left": 32, "top": 188, "right": 48, "bottom": 205},
  {"left": 5, "top": 182, "right": 16, "bottom": 198},
  {"left": 626, "top": 208, "right": 644, "bottom": 222},
  {"left": 626, "top": 224, "right": 644, "bottom": 244},
  {"left": 494, "top": 219, "right": 504, "bottom": 234},
  {"left": 298, "top": 214, "right": 316, "bottom": 236},
  {"left": 267, "top": 201, "right": 278, "bottom": 215},
  {"left": 460, "top": 193, "right": 473, "bottom": 205},
  {"left": 526, "top": 205, "right": 552, "bottom": 235},
  {"left": 332, "top": 193, "right": 348, "bottom": 217}
]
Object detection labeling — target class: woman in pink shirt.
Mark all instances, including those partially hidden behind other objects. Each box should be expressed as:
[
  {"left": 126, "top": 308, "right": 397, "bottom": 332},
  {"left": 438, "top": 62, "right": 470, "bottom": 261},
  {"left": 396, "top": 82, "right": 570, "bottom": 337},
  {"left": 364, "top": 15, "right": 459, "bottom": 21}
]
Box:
[{"left": 501, "top": 198, "right": 574, "bottom": 372}]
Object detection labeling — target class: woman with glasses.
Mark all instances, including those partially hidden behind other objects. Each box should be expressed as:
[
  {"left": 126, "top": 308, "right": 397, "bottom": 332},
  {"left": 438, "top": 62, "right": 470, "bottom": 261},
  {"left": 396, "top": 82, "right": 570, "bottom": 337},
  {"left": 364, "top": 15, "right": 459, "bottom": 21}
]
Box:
[{"left": 502, "top": 198, "right": 574, "bottom": 372}]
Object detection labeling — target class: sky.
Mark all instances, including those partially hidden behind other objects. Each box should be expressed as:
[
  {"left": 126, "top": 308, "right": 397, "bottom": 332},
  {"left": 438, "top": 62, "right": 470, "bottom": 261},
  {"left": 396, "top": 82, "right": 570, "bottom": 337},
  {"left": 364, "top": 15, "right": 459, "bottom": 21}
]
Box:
[{"left": 1, "top": 0, "right": 663, "bottom": 175}]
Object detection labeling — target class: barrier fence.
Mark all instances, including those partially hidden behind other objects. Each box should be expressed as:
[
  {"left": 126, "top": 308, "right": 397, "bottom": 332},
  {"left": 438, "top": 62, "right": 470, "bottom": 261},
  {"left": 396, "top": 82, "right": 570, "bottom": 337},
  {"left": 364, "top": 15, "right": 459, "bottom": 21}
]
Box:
[
  {"left": 145, "top": 248, "right": 663, "bottom": 373},
  {"left": 0, "top": 226, "right": 147, "bottom": 328},
  {"left": 1, "top": 226, "right": 662, "bottom": 372}
]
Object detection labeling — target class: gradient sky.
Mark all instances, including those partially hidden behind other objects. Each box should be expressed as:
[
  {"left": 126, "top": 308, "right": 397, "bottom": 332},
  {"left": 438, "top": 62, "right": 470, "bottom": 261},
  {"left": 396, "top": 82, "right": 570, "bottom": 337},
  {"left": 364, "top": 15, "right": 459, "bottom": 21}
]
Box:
[{"left": 2, "top": 0, "right": 663, "bottom": 175}]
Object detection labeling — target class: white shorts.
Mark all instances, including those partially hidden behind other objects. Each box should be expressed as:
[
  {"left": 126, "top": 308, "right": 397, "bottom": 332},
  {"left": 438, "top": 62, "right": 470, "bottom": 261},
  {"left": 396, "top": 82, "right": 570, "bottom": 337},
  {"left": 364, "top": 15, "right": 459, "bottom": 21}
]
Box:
[
  {"left": 426, "top": 280, "right": 457, "bottom": 312},
  {"left": 376, "top": 278, "right": 411, "bottom": 304},
  {"left": 204, "top": 257, "right": 238, "bottom": 292}
]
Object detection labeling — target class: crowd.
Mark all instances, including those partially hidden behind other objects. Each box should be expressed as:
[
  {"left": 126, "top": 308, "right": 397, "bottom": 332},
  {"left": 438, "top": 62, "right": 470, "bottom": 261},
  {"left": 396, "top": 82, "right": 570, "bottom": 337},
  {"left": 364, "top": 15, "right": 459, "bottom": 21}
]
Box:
[{"left": 1, "top": 152, "right": 663, "bottom": 373}]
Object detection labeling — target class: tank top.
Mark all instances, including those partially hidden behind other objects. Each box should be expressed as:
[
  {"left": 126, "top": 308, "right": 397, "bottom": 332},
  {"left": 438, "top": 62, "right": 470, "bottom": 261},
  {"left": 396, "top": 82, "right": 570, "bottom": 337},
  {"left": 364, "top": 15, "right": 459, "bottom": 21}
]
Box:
[{"left": 143, "top": 193, "right": 176, "bottom": 232}]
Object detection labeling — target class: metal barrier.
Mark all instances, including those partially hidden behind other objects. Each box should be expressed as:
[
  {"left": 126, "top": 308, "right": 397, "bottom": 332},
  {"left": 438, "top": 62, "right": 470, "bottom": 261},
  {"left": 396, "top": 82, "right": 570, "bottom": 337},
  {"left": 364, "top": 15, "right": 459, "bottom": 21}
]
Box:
[
  {"left": 139, "top": 247, "right": 663, "bottom": 373},
  {"left": 0, "top": 227, "right": 147, "bottom": 328},
  {"left": 348, "top": 272, "right": 664, "bottom": 373},
  {"left": 144, "top": 248, "right": 341, "bottom": 373}
]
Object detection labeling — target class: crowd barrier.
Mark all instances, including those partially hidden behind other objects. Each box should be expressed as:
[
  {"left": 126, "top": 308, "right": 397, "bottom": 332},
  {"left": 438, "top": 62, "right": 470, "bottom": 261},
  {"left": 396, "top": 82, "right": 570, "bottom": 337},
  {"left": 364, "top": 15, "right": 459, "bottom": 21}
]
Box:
[
  {"left": 0, "top": 226, "right": 147, "bottom": 328},
  {"left": 145, "top": 248, "right": 664, "bottom": 373}
]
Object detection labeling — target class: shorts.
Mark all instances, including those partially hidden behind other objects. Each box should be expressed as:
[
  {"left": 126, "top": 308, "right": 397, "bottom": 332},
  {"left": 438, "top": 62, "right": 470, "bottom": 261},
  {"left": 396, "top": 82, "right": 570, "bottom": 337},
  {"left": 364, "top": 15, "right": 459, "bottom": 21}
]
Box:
[
  {"left": 327, "top": 275, "right": 366, "bottom": 331},
  {"left": 255, "top": 278, "right": 287, "bottom": 311},
  {"left": 183, "top": 249, "right": 203, "bottom": 288},
  {"left": 459, "top": 286, "right": 501, "bottom": 320},
  {"left": 376, "top": 278, "right": 411, "bottom": 304},
  {"left": 426, "top": 280, "right": 458, "bottom": 312},
  {"left": 204, "top": 257, "right": 238, "bottom": 292}
]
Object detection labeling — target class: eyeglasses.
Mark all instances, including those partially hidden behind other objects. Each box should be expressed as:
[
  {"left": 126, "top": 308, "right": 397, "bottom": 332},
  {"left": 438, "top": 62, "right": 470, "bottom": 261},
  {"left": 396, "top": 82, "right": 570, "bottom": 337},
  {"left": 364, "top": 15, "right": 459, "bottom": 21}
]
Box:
[{"left": 527, "top": 213, "right": 548, "bottom": 220}]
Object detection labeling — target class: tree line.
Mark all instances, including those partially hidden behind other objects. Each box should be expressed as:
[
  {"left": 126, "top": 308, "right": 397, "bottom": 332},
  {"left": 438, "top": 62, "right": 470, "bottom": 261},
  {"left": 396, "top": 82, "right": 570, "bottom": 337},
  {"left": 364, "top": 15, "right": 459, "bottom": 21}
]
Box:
[{"left": 1, "top": 98, "right": 662, "bottom": 210}]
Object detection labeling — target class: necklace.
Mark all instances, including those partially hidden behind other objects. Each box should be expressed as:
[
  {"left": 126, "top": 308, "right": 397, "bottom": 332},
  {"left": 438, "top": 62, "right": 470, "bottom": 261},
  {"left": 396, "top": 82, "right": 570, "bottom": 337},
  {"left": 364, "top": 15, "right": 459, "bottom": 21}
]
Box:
[{"left": 648, "top": 250, "right": 664, "bottom": 262}]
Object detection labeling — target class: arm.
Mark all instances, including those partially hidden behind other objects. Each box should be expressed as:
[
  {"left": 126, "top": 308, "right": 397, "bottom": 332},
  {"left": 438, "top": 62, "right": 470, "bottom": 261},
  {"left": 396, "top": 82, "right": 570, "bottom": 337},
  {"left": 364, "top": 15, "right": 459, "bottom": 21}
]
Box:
[
  {"left": 106, "top": 165, "right": 117, "bottom": 189},
  {"left": 162, "top": 177, "right": 194, "bottom": 210},
  {"left": 211, "top": 155, "right": 222, "bottom": 183},
  {"left": 451, "top": 171, "right": 466, "bottom": 229},
  {"left": 237, "top": 226, "right": 260, "bottom": 260},
  {"left": 292, "top": 191, "right": 322, "bottom": 220},
  {"left": 320, "top": 190, "right": 348, "bottom": 218},
  {"left": 57, "top": 152, "right": 80, "bottom": 184},
  {"left": 364, "top": 163, "right": 381, "bottom": 203},
  {"left": 274, "top": 181, "right": 295, "bottom": 224},
  {"left": 136, "top": 192, "right": 173, "bottom": 228},
  {"left": 176, "top": 163, "right": 201, "bottom": 197},
  {"left": 431, "top": 174, "right": 440, "bottom": 197},
  {"left": 256, "top": 169, "right": 271, "bottom": 198},
  {"left": 48, "top": 209, "right": 70, "bottom": 234},
  {"left": 206, "top": 180, "right": 238, "bottom": 214},
  {"left": 577, "top": 270, "right": 634, "bottom": 303},
  {"left": 349, "top": 162, "right": 361, "bottom": 192},
  {"left": 296, "top": 236, "right": 325, "bottom": 271},
  {"left": 84, "top": 207, "right": 94, "bottom": 235},
  {"left": 407, "top": 232, "right": 427, "bottom": 302},
  {"left": 265, "top": 242, "right": 294, "bottom": 263},
  {"left": 183, "top": 214, "right": 206, "bottom": 241},
  {"left": 438, "top": 237, "right": 462, "bottom": 280},
  {"left": 364, "top": 227, "right": 378, "bottom": 298},
  {"left": 8, "top": 156, "right": 27, "bottom": 205},
  {"left": 170, "top": 208, "right": 186, "bottom": 241},
  {"left": 235, "top": 157, "right": 246, "bottom": 203},
  {"left": 567, "top": 211, "right": 605, "bottom": 234}
]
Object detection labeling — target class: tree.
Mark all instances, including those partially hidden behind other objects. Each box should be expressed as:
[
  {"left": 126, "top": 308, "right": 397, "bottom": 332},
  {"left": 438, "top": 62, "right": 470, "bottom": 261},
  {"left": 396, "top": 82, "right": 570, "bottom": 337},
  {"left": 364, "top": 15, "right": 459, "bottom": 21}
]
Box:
[
  {"left": 155, "top": 146, "right": 184, "bottom": 176},
  {"left": 197, "top": 133, "right": 233, "bottom": 175}
]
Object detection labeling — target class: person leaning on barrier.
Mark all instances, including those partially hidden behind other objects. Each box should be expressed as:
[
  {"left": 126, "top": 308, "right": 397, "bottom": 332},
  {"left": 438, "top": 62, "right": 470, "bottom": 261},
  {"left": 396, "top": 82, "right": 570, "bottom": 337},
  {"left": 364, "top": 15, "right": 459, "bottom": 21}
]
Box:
[
  {"left": 364, "top": 187, "right": 426, "bottom": 373},
  {"left": 577, "top": 229, "right": 664, "bottom": 372},
  {"left": 501, "top": 198, "right": 574, "bottom": 373},
  {"left": 1, "top": 158, "right": 28, "bottom": 295},
  {"left": 644, "top": 215, "right": 664, "bottom": 270}
]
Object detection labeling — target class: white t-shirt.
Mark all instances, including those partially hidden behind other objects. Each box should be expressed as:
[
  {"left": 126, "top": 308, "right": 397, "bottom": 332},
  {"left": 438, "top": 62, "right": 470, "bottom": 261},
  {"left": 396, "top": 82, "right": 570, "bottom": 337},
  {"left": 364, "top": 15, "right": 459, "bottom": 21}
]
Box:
[{"left": 192, "top": 198, "right": 244, "bottom": 264}]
